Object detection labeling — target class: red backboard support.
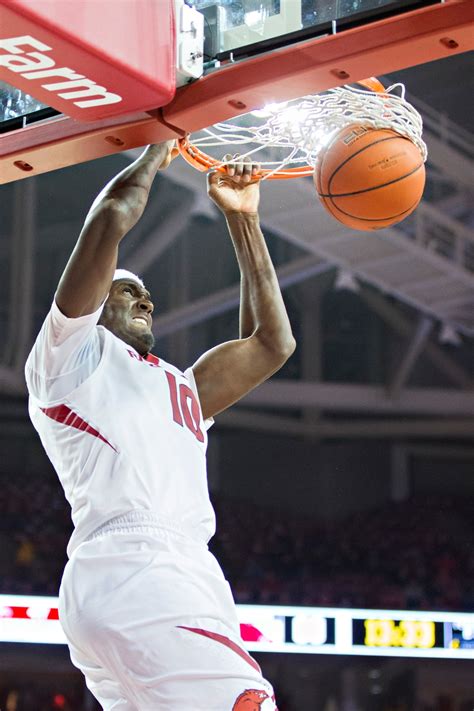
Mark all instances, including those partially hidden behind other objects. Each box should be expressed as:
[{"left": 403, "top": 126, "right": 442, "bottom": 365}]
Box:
[
  {"left": 0, "top": 0, "right": 473, "bottom": 185},
  {"left": 164, "top": 0, "right": 474, "bottom": 132},
  {"left": 0, "top": 0, "right": 176, "bottom": 120}
]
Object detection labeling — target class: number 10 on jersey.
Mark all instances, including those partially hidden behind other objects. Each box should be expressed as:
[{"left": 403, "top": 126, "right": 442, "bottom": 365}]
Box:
[{"left": 165, "top": 371, "right": 205, "bottom": 443}]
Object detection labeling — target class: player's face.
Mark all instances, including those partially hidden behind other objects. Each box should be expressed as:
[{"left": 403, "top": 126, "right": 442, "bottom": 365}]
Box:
[{"left": 99, "top": 279, "right": 155, "bottom": 356}]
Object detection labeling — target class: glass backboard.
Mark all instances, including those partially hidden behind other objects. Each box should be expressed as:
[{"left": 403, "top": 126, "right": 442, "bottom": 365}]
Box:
[
  {"left": 0, "top": 80, "right": 54, "bottom": 131},
  {"left": 195, "top": 0, "right": 429, "bottom": 57}
]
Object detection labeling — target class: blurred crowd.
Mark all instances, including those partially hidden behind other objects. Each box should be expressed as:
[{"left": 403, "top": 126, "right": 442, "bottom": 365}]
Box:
[
  {"left": 211, "top": 495, "right": 474, "bottom": 611},
  {"left": 0, "top": 474, "right": 69, "bottom": 596},
  {"left": 0, "top": 470, "right": 473, "bottom": 612},
  {"left": 0, "top": 682, "right": 97, "bottom": 711}
]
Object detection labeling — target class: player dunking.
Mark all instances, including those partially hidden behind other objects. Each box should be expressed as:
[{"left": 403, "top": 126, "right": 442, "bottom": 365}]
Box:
[{"left": 25, "top": 142, "right": 295, "bottom": 710}]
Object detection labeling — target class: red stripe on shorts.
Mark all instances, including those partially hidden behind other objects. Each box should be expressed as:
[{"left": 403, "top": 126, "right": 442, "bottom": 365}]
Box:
[
  {"left": 41, "top": 404, "right": 117, "bottom": 452},
  {"left": 177, "top": 625, "right": 261, "bottom": 674}
]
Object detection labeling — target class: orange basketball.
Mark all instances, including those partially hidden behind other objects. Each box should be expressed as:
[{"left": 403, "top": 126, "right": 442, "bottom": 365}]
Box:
[{"left": 314, "top": 125, "right": 425, "bottom": 230}]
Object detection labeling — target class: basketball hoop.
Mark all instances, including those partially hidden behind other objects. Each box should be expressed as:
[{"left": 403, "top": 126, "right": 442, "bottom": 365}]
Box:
[{"left": 177, "top": 78, "right": 427, "bottom": 180}]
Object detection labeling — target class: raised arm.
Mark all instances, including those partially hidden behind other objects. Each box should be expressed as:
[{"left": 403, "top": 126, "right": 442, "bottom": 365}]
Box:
[
  {"left": 56, "top": 142, "right": 177, "bottom": 318},
  {"left": 192, "top": 160, "right": 296, "bottom": 420}
]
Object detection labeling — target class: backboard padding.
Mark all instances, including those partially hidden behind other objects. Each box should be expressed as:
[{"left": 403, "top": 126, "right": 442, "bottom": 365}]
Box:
[{"left": 0, "top": 0, "right": 176, "bottom": 121}]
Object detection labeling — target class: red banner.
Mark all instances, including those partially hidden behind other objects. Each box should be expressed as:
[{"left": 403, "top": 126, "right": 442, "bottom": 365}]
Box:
[{"left": 0, "top": 0, "right": 176, "bottom": 120}]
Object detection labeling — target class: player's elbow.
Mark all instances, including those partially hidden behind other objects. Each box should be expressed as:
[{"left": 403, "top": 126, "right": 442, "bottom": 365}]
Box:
[
  {"left": 260, "top": 331, "right": 296, "bottom": 369},
  {"left": 107, "top": 199, "right": 146, "bottom": 233},
  {"left": 90, "top": 196, "right": 145, "bottom": 236},
  {"left": 278, "top": 334, "right": 297, "bottom": 363}
]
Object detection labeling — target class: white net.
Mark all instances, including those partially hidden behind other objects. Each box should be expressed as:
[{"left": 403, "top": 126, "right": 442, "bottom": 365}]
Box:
[{"left": 188, "top": 83, "right": 427, "bottom": 179}]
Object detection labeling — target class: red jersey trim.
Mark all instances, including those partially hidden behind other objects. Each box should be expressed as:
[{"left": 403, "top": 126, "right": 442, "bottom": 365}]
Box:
[
  {"left": 40, "top": 404, "right": 117, "bottom": 452},
  {"left": 177, "top": 625, "right": 261, "bottom": 674},
  {"left": 145, "top": 353, "right": 160, "bottom": 365}
]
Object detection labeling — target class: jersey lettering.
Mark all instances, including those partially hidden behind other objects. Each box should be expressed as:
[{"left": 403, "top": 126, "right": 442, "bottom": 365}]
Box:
[
  {"left": 127, "top": 349, "right": 204, "bottom": 443},
  {"left": 127, "top": 349, "right": 159, "bottom": 367}
]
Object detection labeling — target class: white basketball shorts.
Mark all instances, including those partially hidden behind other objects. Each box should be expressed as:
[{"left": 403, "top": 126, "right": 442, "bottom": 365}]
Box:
[{"left": 58, "top": 517, "right": 277, "bottom": 710}]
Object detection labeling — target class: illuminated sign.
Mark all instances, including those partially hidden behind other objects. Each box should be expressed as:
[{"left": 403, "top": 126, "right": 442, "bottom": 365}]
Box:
[
  {"left": 358, "top": 618, "right": 436, "bottom": 648},
  {"left": 0, "top": 596, "right": 473, "bottom": 659},
  {"left": 444, "top": 620, "right": 474, "bottom": 650},
  {"left": 238, "top": 606, "right": 335, "bottom": 653}
]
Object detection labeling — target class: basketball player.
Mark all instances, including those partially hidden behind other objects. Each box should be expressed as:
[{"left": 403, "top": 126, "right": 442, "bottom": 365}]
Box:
[{"left": 25, "top": 142, "right": 295, "bottom": 709}]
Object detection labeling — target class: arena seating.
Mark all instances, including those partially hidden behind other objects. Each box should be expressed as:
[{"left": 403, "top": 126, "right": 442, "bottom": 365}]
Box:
[
  {"left": 1, "top": 471, "right": 472, "bottom": 612},
  {"left": 211, "top": 495, "right": 473, "bottom": 611}
]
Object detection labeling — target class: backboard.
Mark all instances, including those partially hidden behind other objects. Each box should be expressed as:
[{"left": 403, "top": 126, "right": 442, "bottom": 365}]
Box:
[
  {"left": 196, "top": 0, "right": 427, "bottom": 56},
  {"left": 0, "top": 0, "right": 473, "bottom": 184}
]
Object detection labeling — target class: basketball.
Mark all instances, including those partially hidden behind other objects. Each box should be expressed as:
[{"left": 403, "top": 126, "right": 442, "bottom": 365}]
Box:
[{"left": 314, "top": 125, "right": 426, "bottom": 231}]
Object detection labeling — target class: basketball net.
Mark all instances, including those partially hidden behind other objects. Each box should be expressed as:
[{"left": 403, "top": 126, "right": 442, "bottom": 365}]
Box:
[{"left": 178, "top": 79, "right": 427, "bottom": 180}]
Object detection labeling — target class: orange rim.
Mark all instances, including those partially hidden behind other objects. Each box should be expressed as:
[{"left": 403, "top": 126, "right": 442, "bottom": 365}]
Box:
[{"left": 178, "top": 77, "right": 386, "bottom": 180}]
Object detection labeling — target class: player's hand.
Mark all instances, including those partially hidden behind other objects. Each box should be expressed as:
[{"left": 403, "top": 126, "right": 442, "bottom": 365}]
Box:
[{"left": 207, "top": 154, "right": 261, "bottom": 215}]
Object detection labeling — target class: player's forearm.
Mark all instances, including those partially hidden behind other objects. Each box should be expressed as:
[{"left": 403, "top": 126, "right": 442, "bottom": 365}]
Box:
[
  {"left": 238, "top": 274, "right": 254, "bottom": 339},
  {"left": 89, "top": 144, "right": 169, "bottom": 231},
  {"left": 56, "top": 144, "right": 171, "bottom": 318},
  {"left": 226, "top": 212, "right": 295, "bottom": 358}
]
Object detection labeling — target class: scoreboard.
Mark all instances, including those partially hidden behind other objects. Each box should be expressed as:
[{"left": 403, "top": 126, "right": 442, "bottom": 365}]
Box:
[
  {"left": 1, "top": 595, "right": 473, "bottom": 659},
  {"left": 238, "top": 605, "right": 474, "bottom": 659}
]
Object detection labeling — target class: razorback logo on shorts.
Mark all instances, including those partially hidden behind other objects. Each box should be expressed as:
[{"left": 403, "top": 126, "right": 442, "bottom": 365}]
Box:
[{"left": 232, "top": 689, "right": 276, "bottom": 710}]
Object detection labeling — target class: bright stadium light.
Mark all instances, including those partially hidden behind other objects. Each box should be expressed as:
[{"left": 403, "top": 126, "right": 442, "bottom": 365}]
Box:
[{"left": 251, "top": 101, "right": 288, "bottom": 119}]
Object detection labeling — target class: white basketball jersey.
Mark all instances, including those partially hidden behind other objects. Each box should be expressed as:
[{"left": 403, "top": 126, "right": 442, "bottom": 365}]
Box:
[{"left": 25, "top": 300, "right": 215, "bottom": 556}]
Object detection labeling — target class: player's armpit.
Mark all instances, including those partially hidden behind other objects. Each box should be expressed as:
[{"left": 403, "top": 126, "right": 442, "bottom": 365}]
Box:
[{"left": 192, "top": 334, "right": 295, "bottom": 421}]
